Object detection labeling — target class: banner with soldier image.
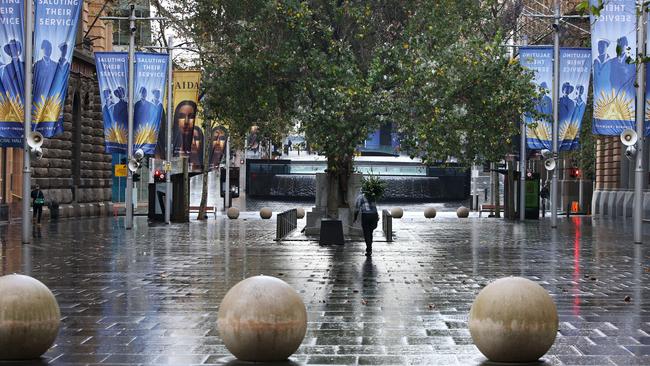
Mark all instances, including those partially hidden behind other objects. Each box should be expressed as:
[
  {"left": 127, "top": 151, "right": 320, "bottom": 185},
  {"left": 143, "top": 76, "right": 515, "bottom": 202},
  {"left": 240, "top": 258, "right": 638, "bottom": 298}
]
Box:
[
  {"left": 95, "top": 52, "right": 128, "bottom": 153},
  {"left": 0, "top": 0, "right": 24, "bottom": 147},
  {"left": 590, "top": 0, "right": 636, "bottom": 135},
  {"left": 133, "top": 52, "right": 168, "bottom": 155},
  {"left": 33, "top": 0, "right": 82, "bottom": 137},
  {"left": 558, "top": 48, "right": 591, "bottom": 151},
  {"left": 519, "top": 46, "right": 553, "bottom": 150}
]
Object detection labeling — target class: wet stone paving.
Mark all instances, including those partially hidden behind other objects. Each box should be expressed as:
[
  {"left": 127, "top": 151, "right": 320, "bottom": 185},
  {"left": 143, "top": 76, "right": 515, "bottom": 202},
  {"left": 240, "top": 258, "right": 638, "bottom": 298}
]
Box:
[{"left": 1, "top": 211, "right": 650, "bottom": 365}]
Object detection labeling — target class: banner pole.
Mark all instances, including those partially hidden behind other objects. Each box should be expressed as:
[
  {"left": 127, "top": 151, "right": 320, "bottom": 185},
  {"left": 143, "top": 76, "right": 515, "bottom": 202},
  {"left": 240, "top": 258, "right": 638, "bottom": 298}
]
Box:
[
  {"left": 225, "top": 136, "right": 230, "bottom": 209},
  {"left": 22, "top": 0, "right": 34, "bottom": 243},
  {"left": 634, "top": 5, "right": 646, "bottom": 244},
  {"left": 165, "top": 36, "right": 173, "bottom": 224},
  {"left": 125, "top": 4, "right": 135, "bottom": 230},
  {"left": 519, "top": 38, "right": 527, "bottom": 222},
  {"left": 551, "top": 1, "right": 560, "bottom": 229}
]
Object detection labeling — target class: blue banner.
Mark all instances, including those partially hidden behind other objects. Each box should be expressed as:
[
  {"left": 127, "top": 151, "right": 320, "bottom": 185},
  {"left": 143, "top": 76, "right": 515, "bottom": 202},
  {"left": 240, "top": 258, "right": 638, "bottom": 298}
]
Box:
[
  {"left": 519, "top": 47, "right": 553, "bottom": 150},
  {"left": 559, "top": 48, "right": 592, "bottom": 151},
  {"left": 591, "top": 0, "right": 636, "bottom": 135},
  {"left": 95, "top": 52, "right": 128, "bottom": 153},
  {"left": 0, "top": 0, "right": 24, "bottom": 147},
  {"left": 134, "top": 52, "right": 168, "bottom": 154},
  {"left": 33, "top": 0, "right": 81, "bottom": 138}
]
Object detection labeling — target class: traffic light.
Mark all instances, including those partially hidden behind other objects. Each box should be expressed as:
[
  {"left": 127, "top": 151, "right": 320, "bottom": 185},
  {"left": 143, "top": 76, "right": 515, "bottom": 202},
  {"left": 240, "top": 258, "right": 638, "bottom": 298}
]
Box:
[
  {"left": 569, "top": 167, "right": 580, "bottom": 179},
  {"left": 133, "top": 173, "right": 140, "bottom": 183},
  {"left": 153, "top": 169, "right": 166, "bottom": 183}
]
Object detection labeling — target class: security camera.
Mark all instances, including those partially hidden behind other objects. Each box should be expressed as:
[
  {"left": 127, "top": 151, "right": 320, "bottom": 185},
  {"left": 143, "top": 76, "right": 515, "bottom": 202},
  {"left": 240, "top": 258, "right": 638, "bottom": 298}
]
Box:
[
  {"left": 552, "top": 23, "right": 559, "bottom": 30},
  {"left": 625, "top": 145, "right": 637, "bottom": 160},
  {"left": 130, "top": 26, "right": 137, "bottom": 33}
]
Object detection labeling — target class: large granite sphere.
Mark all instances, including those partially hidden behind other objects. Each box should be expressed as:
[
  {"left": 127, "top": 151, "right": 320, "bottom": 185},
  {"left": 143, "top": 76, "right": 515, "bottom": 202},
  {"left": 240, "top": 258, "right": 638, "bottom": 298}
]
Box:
[
  {"left": 260, "top": 207, "right": 272, "bottom": 219},
  {"left": 218, "top": 276, "right": 307, "bottom": 362},
  {"left": 227, "top": 207, "right": 239, "bottom": 219},
  {"left": 0, "top": 274, "right": 61, "bottom": 360},
  {"left": 424, "top": 206, "right": 437, "bottom": 219},
  {"left": 390, "top": 207, "right": 404, "bottom": 219},
  {"left": 469, "top": 277, "right": 558, "bottom": 363},
  {"left": 296, "top": 207, "right": 305, "bottom": 219},
  {"left": 456, "top": 206, "right": 470, "bottom": 218}
]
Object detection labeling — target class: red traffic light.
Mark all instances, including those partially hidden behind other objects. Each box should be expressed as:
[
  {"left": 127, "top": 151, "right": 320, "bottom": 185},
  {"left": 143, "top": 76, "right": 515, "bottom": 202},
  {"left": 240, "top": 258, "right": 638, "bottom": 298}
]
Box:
[
  {"left": 154, "top": 169, "right": 165, "bottom": 183},
  {"left": 569, "top": 167, "right": 580, "bottom": 178}
]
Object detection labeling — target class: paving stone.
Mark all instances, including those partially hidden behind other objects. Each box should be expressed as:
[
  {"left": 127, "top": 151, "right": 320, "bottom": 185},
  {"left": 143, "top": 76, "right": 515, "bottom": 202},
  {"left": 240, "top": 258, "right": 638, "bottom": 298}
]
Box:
[{"left": 1, "top": 215, "right": 650, "bottom": 365}]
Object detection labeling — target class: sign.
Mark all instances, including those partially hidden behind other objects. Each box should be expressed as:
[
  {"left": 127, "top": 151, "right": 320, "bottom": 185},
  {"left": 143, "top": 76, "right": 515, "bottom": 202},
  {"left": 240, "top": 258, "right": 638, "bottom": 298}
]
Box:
[
  {"left": 114, "top": 164, "right": 127, "bottom": 177},
  {"left": 133, "top": 52, "right": 168, "bottom": 155},
  {"left": 95, "top": 52, "right": 128, "bottom": 153},
  {"left": 558, "top": 48, "right": 592, "bottom": 151},
  {"left": 33, "top": 0, "right": 82, "bottom": 137},
  {"left": 0, "top": 0, "right": 24, "bottom": 147},
  {"left": 590, "top": 0, "right": 636, "bottom": 135},
  {"left": 519, "top": 47, "right": 553, "bottom": 150}
]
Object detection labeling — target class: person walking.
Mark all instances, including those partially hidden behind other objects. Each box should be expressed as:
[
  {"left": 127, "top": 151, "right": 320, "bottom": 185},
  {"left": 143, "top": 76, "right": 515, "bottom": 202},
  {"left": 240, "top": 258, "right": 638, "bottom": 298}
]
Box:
[
  {"left": 31, "top": 185, "right": 45, "bottom": 225},
  {"left": 354, "top": 176, "right": 384, "bottom": 257}
]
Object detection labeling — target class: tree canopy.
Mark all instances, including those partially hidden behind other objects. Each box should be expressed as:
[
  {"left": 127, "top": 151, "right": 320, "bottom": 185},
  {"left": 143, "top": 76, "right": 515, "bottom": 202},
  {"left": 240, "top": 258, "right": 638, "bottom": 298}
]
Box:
[{"left": 152, "top": 0, "right": 538, "bottom": 168}]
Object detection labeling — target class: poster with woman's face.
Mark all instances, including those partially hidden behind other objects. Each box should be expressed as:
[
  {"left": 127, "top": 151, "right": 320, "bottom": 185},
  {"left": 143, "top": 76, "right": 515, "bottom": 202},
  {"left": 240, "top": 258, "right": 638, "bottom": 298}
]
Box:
[
  {"left": 190, "top": 125, "right": 204, "bottom": 168},
  {"left": 209, "top": 126, "right": 228, "bottom": 168},
  {"left": 172, "top": 100, "right": 197, "bottom": 157}
]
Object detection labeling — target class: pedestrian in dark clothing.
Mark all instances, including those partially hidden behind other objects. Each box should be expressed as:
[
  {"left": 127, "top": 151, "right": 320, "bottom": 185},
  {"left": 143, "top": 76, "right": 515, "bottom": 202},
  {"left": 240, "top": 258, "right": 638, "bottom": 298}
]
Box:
[
  {"left": 354, "top": 192, "right": 379, "bottom": 256},
  {"left": 31, "top": 185, "right": 45, "bottom": 224}
]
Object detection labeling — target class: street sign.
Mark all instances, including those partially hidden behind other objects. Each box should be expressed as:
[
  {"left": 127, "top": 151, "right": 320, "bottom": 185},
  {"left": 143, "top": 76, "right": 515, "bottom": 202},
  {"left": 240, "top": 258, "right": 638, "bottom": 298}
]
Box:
[
  {"left": 115, "top": 164, "right": 127, "bottom": 177},
  {"left": 163, "top": 161, "right": 172, "bottom": 172}
]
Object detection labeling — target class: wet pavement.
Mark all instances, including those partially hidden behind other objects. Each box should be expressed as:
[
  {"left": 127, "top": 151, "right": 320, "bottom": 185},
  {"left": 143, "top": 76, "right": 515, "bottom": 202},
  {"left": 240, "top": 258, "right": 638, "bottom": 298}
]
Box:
[{"left": 1, "top": 211, "right": 650, "bottom": 365}]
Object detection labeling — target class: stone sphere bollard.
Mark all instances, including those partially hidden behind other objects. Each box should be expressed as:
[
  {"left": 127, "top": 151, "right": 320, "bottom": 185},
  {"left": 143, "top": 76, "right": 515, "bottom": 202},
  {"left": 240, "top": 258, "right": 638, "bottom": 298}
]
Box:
[
  {"left": 227, "top": 207, "right": 239, "bottom": 219},
  {"left": 0, "top": 274, "right": 61, "bottom": 360},
  {"left": 296, "top": 207, "right": 305, "bottom": 219},
  {"left": 456, "top": 206, "right": 470, "bottom": 218},
  {"left": 259, "top": 207, "right": 272, "bottom": 219},
  {"left": 424, "top": 206, "right": 437, "bottom": 219},
  {"left": 390, "top": 207, "right": 404, "bottom": 219},
  {"left": 469, "top": 277, "right": 558, "bottom": 363},
  {"left": 218, "top": 275, "right": 307, "bottom": 362}
]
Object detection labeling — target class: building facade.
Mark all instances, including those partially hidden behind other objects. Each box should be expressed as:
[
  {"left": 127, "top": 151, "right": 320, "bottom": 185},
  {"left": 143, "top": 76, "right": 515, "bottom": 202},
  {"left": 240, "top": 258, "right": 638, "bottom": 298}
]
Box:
[{"left": 0, "top": 0, "right": 116, "bottom": 221}]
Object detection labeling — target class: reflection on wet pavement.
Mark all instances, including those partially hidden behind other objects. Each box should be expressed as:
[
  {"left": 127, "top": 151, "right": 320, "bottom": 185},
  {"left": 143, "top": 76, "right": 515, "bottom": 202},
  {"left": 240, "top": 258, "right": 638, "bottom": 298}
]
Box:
[{"left": 0, "top": 215, "right": 649, "bottom": 365}]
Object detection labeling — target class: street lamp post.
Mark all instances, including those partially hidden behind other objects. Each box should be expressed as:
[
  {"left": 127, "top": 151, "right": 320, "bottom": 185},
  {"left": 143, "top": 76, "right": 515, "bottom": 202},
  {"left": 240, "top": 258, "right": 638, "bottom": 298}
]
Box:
[
  {"left": 21, "top": 0, "right": 34, "bottom": 243},
  {"left": 550, "top": 1, "right": 560, "bottom": 229},
  {"left": 101, "top": 7, "right": 165, "bottom": 229},
  {"left": 633, "top": 6, "right": 646, "bottom": 244}
]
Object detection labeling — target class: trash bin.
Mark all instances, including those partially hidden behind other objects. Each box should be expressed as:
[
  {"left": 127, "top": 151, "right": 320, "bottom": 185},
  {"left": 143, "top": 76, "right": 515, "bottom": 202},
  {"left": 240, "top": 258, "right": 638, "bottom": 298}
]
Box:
[{"left": 49, "top": 201, "right": 59, "bottom": 221}]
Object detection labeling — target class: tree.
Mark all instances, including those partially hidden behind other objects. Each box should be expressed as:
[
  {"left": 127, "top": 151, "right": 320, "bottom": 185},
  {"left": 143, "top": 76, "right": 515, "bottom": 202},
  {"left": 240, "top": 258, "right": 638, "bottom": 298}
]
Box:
[{"left": 153, "top": 0, "right": 539, "bottom": 217}]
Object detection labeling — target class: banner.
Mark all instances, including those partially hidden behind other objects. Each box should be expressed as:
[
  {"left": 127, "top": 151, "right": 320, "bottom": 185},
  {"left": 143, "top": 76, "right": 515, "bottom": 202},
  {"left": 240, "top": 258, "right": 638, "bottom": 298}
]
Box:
[
  {"left": 559, "top": 48, "right": 592, "bottom": 151},
  {"left": 591, "top": 0, "right": 636, "bottom": 135},
  {"left": 519, "top": 47, "right": 553, "bottom": 150},
  {"left": 0, "top": 0, "right": 24, "bottom": 147},
  {"left": 134, "top": 52, "right": 168, "bottom": 155},
  {"left": 154, "top": 71, "right": 201, "bottom": 165},
  {"left": 209, "top": 125, "right": 227, "bottom": 168},
  {"left": 95, "top": 52, "right": 128, "bottom": 153},
  {"left": 33, "top": 0, "right": 82, "bottom": 138}
]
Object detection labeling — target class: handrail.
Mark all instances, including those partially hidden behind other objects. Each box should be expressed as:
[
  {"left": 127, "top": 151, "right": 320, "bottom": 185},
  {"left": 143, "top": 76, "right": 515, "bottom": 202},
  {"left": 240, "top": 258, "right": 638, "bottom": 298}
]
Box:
[{"left": 275, "top": 208, "right": 298, "bottom": 241}]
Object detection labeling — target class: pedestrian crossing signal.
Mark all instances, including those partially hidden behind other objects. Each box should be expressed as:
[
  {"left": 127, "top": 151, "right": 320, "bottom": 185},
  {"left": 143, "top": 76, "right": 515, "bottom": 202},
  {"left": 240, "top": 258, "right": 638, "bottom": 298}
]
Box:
[{"left": 154, "top": 169, "right": 165, "bottom": 183}]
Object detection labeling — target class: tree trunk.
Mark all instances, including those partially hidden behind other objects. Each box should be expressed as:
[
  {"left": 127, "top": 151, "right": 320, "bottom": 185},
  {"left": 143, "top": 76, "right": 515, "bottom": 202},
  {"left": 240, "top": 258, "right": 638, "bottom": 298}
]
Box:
[
  {"left": 326, "top": 156, "right": 338, "bottom": 218},
  {"left": 198, "top": 123, "right": 214, "bottom": 220}
]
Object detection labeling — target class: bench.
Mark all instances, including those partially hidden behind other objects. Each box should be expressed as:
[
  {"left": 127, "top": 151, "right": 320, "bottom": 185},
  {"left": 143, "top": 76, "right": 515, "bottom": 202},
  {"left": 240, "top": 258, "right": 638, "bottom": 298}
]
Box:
[
  {"left": 189, "top": 205, "right": 217, "bottom": 219},
  {"left": 479, "top": 204, "right": 503, "bottom": 217}
]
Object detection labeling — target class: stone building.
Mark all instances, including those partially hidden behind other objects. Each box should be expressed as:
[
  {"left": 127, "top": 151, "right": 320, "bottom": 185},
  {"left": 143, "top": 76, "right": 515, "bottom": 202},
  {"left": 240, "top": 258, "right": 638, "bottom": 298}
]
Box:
[{"left": 0, "top": 0, "right": 115, "bottom": 221}]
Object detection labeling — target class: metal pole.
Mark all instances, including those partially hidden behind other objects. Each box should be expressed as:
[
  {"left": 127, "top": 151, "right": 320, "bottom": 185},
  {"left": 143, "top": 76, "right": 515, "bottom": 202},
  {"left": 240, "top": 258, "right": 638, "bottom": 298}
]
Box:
[
  {"left": 225, "top": 136, "right": 230, "bottom": 209},
  {"left": 22, "top": 0, "right": 34, "bottom": 243},
  {"left": 165, "top": 36, "right": 173, "bottom": 224},
  {"left": 551, "top": 1, "right": 560, "bottom": 228},
  {"left": 520, "top": 119, "right": 526, "bottom": 220},
  {"left": 125, "top": 4, "right": 135, "bottom": 229},
  {"left": 634, "top": 6, "right": 646, "bottom": 244}
]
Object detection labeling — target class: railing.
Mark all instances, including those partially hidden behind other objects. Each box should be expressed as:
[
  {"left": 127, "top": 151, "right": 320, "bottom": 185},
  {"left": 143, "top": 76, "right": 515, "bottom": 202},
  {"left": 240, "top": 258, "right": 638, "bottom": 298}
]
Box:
[
  {"left": 275, "top": 208, "right": 298, "bottom": 241},
  {"left": 382, "top": 209, "right": 393, "bottom": 242}
]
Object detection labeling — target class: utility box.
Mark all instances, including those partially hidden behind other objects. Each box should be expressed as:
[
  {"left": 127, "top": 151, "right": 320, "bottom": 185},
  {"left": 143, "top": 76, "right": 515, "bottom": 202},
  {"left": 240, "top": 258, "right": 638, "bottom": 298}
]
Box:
[
  {"left": 524, "top": 172, "right": 540, "bottom": 220},
  {"left": 148, "top": 157, "right": 189, "bottom": 222}
]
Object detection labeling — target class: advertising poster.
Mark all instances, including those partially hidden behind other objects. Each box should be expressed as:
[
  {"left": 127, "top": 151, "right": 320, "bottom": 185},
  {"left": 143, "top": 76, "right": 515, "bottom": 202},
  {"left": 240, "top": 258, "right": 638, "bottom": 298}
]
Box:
[
  {"left": 133, "top": 52, "right": 168, "bottom": 155},
  {"left": 558, "top": 48, "right": 592, "bottom": 151},
  {"left": 32, "top": 0, "right": 82, "bottom": 137},
  {"left": 95, "top": 52, "right": 128, "bottom": 153},
  {"left": 0, "top": 0, "right": 24, "bottom": 147},
  {"left": 519, "top": 46, "right": 553, "bottom": 150},
  {"left": 590, "top": 0, "right": 636, "bottom": 135}
]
